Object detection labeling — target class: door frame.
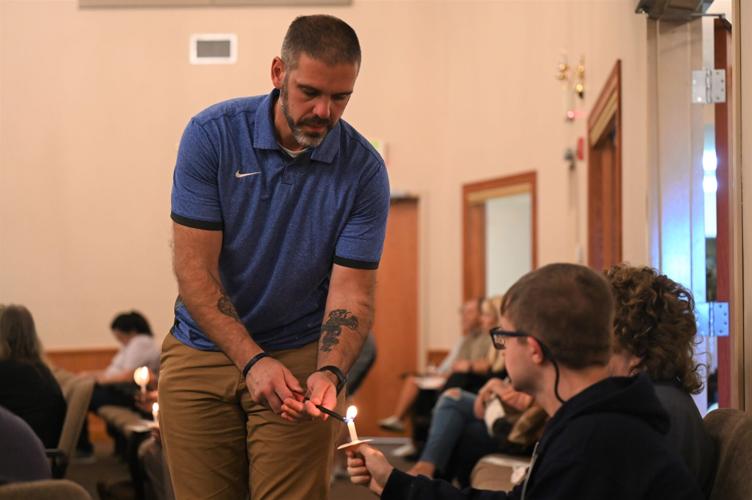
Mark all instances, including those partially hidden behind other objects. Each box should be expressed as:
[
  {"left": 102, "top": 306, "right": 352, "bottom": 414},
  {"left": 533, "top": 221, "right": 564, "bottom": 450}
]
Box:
[
  {"left": 462, "top": 171, "right": 537, "bottom": 301},
  {"left": 587, "top": 60, "right": 623, "bottom": 270}
]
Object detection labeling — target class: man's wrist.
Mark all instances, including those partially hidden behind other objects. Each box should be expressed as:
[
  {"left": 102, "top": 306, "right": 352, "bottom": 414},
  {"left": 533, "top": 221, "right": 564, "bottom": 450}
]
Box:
[
  {"left": 316, "top": 365, "right": 347, "bottom": 394},
  {"left": 242, "top": 352, "right": 270, "bottom": 379}
]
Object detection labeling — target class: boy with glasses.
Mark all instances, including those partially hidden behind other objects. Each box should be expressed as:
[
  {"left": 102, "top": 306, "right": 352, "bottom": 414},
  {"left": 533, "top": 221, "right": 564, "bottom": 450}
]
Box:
[{"left": 347, "top": 263, "right": 703, "bottom": 499}]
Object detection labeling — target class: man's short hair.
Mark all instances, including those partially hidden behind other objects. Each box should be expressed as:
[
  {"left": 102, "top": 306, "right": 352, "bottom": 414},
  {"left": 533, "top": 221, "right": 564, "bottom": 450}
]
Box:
[
  {"left": 111, "top": 311, "right": 152, "bottom": 336},
  {"left": 281, "top": 15, "right": 361, "bottom": 71},
  {"left": 501, "top": 263, "right": 613, "bottom": 369}
]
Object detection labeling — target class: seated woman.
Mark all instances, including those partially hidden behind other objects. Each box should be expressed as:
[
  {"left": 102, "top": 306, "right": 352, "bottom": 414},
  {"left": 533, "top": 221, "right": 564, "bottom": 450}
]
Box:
[
  {"left": 78, "top": 310, "right": 160, "bottom": 456},
  {"left": 0, "top": 304, "right": 66, "bottom": 448},
  {"left": 378, "top": 298, "right": 486, "bottom": 433},
  {"left": 605, "top": 264, "right": 716, "bottom": 497}
]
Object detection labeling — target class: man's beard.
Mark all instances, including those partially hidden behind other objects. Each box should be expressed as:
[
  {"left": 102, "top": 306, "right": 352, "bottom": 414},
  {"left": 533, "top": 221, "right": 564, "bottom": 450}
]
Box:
[{"left": 280, "top": 83, "right": 333, "bottom": 148}]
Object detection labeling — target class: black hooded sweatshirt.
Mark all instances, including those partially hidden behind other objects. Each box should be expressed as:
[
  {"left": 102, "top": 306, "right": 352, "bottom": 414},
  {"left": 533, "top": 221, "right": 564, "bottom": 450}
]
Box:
[{"left": 381, "top": 374, "right": 704, "bottom": 500}]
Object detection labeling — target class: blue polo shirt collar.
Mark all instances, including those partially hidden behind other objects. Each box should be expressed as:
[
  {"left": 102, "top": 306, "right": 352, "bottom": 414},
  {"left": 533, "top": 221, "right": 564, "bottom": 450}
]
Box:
[{"left": 253, "top": 89, "right": 340, "bottom": 164}]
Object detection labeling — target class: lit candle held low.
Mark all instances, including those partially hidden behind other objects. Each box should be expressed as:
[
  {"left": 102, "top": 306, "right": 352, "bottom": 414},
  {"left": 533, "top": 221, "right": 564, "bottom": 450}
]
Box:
[
  {"left": 345, "top": 405, "right": 359, "bottom": 442},
  {"left": 133, "top": 366, "right": 150, "bottom": 394},
  {"left": 152, "top": 402, "right": 160, "bottom": 423},
  {"left": 336, "top": 404, "right": 373, "bottom": 451}
]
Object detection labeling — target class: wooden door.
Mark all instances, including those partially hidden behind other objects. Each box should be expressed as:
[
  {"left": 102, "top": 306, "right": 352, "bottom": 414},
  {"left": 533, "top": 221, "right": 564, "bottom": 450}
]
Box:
[
  {"left": 352, "top": 198, "right": 419, "bottom": 436},
  {"left": 714, "top": 18, "right": 733, "bottom": 408},
  {"left": 464, "top": 203, "right": 487, "bottom": 301},
  {"left": 588, "top": 61, "right": 622, "bottom": 270},
  {"left": 588, "top": 128, "right": 620, "bottom": 270}
]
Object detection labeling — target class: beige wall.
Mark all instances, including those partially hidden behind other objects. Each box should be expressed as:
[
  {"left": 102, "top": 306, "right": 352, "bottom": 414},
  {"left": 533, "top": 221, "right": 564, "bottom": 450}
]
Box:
[{"left": 0, "top": 0, "right": 650, "bottom": 352}]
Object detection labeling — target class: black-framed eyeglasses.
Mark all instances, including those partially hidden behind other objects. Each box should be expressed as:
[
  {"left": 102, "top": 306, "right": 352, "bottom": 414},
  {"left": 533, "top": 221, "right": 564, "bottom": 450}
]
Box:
[
  {"left": 489, "top": 327, "right": 529, "bottom": 350},
  {"left": 489, "top": 326, "right": 566, "bottom": 404}
]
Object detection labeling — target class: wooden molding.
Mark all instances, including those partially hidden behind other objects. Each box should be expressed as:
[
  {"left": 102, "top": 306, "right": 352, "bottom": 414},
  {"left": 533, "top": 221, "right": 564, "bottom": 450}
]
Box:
[
  {"left": 714, "top": 17, "right": 742, "bottom": 410},
  {"left": 588, "top": 60, "right": 621, "bottom": 134},
  {"left": 46, "top": 347, "right": 118, "bottom": 373},
  {"left": 463, "top": 171, "right": 538, "bottom": 300},
  {"left": 587, "top": 60, "right": 623, "bottom": 270}
]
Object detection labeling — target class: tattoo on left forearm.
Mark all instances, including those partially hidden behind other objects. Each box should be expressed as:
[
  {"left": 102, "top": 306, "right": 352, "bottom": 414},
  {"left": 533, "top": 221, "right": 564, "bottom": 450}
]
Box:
[
  {"left": 217, "top": 294, "right": 242, "bottom": 323},
  {"left": 320, "top": 309, "right": 359, "bottom": 352}
]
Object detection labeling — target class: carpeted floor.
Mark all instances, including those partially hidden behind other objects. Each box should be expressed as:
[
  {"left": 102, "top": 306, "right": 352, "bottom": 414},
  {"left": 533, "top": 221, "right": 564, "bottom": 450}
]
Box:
[{"left": 67, "top": 438, "right": 414, "bottom": 500}]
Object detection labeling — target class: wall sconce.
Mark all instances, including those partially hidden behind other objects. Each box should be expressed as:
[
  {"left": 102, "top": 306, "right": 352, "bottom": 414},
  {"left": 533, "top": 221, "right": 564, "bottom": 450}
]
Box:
[
  {"left": 556, "top": 55, "right": 570, "bottom": 82},
  {"left": 556, "top": 53, "right": 586, "bottom": 122},
  {"left": 574, "top": 57, "right": 585, "bottom": 99}
]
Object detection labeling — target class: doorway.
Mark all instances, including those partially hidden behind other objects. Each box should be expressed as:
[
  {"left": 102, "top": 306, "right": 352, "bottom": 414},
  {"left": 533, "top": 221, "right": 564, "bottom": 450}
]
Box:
[
  {"left": 353, "top": 197, "right": 419, "bottom": 436},
  {"left": 462, "top": 172, "right": 537, "bottom": 301}
]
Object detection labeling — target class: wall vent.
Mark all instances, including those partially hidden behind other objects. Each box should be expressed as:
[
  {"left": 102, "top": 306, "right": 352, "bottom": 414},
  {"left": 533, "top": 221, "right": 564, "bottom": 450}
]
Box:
[{"left": 190, "top": 34, "right": 237, "bottom": 65}]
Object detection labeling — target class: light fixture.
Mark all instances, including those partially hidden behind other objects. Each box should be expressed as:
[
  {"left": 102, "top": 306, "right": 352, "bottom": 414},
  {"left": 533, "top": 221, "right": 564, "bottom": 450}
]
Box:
[{"left": 556, "top": 53, "right": 586, "bottom": 122}]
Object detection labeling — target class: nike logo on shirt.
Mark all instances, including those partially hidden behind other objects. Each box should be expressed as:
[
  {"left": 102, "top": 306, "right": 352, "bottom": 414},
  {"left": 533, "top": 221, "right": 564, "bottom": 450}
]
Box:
[{"left": 235, "top": 170, "right": 261, "bottom": 178}]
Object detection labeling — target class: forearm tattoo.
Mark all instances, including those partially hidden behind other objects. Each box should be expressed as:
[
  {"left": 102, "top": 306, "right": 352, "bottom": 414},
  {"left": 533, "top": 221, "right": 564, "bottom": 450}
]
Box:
[
  {"left": 320, "top": 309, "right": 359, "bottom": 352},
  {"left": 217, "top": 294, "right": 242, "bottom": 322}
]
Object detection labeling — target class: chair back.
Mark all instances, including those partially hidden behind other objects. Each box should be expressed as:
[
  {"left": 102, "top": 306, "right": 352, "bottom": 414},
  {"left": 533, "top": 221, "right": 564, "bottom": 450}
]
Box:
[
  {"left": 0, "top": 479, "right": 91, "bottom": 499},
  {"left": 48, "top": 369, "right": 95, "bottom": 476},
  {"left": 58, "top": 375, "right": 95, "bottom": 457},
  {"left": 703, "top": 408, "right": 752, "bottom": 500}
]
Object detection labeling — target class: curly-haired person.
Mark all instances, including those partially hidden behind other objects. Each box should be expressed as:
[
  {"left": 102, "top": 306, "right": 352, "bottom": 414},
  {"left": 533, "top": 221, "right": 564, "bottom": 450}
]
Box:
[{"left": 605, "top": 264, "right": 716, "bottom": 497}]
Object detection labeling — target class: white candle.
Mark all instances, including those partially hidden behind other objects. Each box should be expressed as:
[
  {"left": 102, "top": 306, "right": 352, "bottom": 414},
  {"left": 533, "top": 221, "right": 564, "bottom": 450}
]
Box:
[
  {"left": 133, "top": 366, "right": 150, "bottom": 394},
  {"left": 345, "top": 405, "right": 359, "bottom": 442},
  {"left": 152, "top": 402, "right": 160, "bottom": 423}
]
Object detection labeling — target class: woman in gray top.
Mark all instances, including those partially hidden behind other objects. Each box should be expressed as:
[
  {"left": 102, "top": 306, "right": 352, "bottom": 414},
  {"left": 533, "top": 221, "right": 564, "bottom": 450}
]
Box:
[{"left": 605, "top": 264, "right": 716, "bottom": 497}]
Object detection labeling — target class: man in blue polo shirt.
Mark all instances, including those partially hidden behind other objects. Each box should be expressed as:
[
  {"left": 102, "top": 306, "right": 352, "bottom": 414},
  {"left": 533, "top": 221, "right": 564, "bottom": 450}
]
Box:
[{"left": 159, "top": 15, "right": 389, "bottom": 500}]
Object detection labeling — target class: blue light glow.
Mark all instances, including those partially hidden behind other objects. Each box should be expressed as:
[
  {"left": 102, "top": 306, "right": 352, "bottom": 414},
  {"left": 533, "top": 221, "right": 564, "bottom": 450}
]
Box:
[{"left": 703, "top": 150, "right": 718, "bottom": 172}]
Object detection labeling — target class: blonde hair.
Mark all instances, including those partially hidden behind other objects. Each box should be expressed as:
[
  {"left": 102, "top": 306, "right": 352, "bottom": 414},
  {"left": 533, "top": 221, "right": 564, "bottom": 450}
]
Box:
[
  {"left": 486, "top": 295, "right": 506, "bottom": 371},
  {"left": 481, "top": 295, "right": 503, "bottom": 323}
]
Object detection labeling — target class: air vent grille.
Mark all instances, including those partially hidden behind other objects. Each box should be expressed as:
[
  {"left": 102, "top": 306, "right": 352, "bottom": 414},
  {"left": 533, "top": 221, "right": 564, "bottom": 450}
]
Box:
[{"left": 190, "top": 34, "right": 237, "bottom": 65}]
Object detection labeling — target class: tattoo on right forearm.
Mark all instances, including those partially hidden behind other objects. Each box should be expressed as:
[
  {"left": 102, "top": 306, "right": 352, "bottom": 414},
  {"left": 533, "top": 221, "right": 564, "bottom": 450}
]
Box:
[
  {"left": 217, "top": 294, "right": 242, "bottom": 322},
  {"left": 320, "top": 309, "right": 360, "bottom": 353}
]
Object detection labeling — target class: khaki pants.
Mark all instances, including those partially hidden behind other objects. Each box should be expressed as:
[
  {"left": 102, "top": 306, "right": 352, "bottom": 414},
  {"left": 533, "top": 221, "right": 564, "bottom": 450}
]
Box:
[{"left": 159, "top": 334, "right": 342, "bottom": 500}]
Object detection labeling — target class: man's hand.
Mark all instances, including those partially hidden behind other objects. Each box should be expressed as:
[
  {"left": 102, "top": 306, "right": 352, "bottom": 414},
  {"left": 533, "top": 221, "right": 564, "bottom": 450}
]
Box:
[
  {"left": 305, "top": 370, "right": 338, "bottom": 419},
  {"left": 246, "top": 356, "right": 304, "bottom": 416},
  {"left": 280, "top": 370, "right": 338, "bottom": 421},
  {"left": 347, "top": 445, "right": 394, "bottom": 496}
]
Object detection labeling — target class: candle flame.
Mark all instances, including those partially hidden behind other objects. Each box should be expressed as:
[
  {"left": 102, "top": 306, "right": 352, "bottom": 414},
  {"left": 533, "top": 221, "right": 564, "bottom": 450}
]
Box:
[
  {"left": 346, "top": 405, "right": 358, "bottom": 420},
  {"left": 152, "top": 402, "right": 159, "bottom": 413},
  {"left": 133, "top": 366, "right": 150, "bottom": 386}
]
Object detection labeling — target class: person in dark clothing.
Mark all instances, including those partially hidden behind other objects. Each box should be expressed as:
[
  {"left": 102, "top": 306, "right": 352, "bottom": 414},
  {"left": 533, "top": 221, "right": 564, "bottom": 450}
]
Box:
[
  {"left": 0, "top": 405, "right": 51, "bottom": 484},
  {"left": 346, "top": 263, "right": 704, "bottom": 500},
  {"left": 605, "top": 264, "right": 716, "bottom": 497},
  {"left": 0, "top": 305, "right": 66, "bottom": 448}
]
